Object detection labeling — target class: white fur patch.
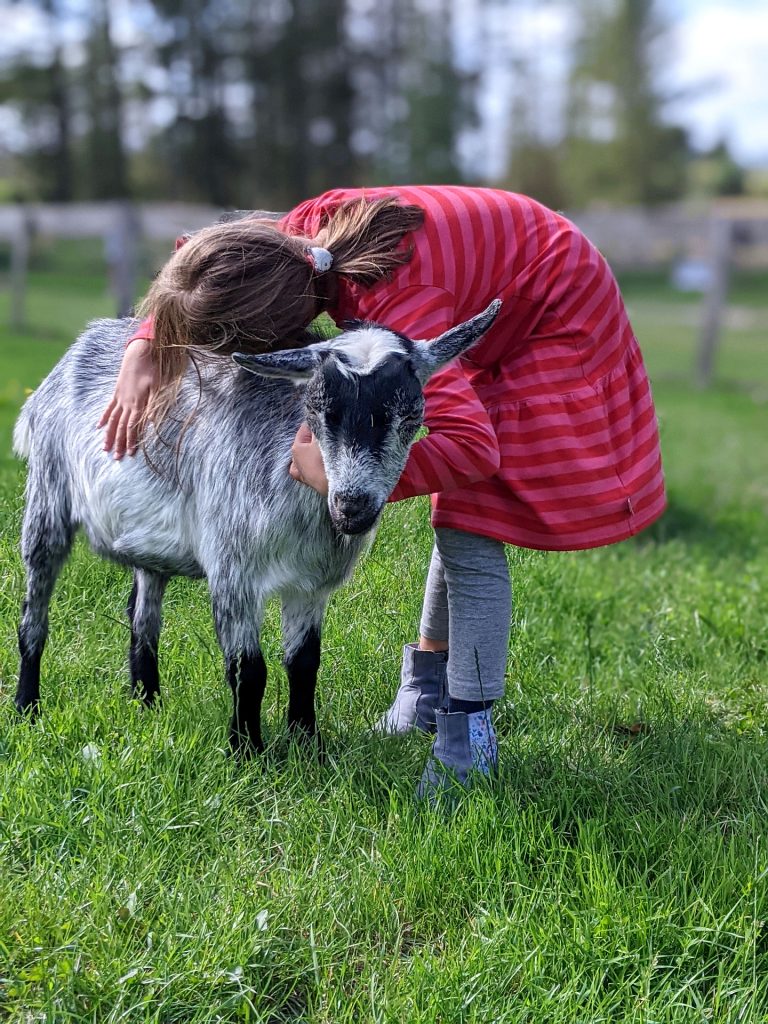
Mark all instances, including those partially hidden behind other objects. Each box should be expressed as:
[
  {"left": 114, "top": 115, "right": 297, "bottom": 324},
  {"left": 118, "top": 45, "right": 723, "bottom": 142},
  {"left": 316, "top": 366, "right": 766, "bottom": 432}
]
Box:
[
  {"left": 323, "top": 326, "right": 405, "bottom": 376},
  {"left": 13, "top": 404, "right": 32, "bottom": 459}
]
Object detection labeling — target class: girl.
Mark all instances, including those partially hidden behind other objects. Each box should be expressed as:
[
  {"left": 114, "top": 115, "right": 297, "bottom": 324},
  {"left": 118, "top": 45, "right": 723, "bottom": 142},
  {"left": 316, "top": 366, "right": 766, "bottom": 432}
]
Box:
[{"left": 101, "top": 187, "right": 665, "bottom": 799}]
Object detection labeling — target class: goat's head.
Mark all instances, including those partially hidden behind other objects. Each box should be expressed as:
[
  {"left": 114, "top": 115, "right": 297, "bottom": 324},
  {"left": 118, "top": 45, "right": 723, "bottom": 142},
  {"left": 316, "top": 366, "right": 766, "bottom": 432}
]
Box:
[{"left": 233, "top": 299, "right": 501, "bottom": 535}]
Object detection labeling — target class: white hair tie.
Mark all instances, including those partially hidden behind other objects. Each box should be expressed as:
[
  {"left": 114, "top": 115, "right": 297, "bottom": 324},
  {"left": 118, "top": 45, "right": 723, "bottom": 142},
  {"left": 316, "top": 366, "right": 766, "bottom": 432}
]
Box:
[{"left": 306, "top": 246, "right": 334, "bottom": 274}]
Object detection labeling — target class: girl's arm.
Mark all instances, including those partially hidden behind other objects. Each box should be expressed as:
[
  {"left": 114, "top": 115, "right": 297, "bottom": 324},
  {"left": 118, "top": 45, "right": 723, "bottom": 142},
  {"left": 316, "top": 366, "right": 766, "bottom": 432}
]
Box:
[
  {"left": 388, "top": 361, "right": 500, "bottom": 501},
  {"left": 99, "top": 329, "right": 157, "bottom": 459},
  {"left": 101, "top": 229, "right": 188, "bottom": 458}
]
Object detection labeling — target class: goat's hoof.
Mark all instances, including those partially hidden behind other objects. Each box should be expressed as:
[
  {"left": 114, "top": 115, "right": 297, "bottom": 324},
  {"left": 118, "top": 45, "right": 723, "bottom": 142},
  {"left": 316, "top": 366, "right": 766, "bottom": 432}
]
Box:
[
  {"left": 15, "top": 699, "right": 40, "bottom": 721},
  {"left": 132, "top": 685, "right": 161, "bottom": 708},
  {"left": 228, "top": 728, "right": 264, "bottom": 760},
  {"left": 288, "top": 721, "right": 325, "bottom": 759}
]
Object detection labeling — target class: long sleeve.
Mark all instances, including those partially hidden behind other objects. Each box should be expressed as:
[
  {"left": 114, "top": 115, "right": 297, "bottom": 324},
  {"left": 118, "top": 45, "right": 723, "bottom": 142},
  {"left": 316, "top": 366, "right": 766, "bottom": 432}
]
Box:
[
  {"left": 389, "top": 361, "right": 501, "bottom": 501},
  {"left": 355, "top": 285, "right": 500, "bottom": 502}
]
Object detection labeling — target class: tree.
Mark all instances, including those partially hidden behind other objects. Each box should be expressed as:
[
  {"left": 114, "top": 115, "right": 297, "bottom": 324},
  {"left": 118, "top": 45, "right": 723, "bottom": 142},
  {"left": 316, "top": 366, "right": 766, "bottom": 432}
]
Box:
[
  {"left": 0, "top": 0, "right": 74, "bottom": 200},
  {"left": 503, "top": 50, "right": 568, "bottom": 209},
  {"left": 141, "top": 0, "right": 243, "bottom": 205},
  {"left": 242, "top": 0, "right": 357, "bottom": 205},
  {"left": 351, "top": 0, "right": 476, "bottom": 184},
  {"left": 83, "top": 0, "right": 129, "bottom": 198},
  {"left": 689, "top": 140, "right": 746, "bottom": 198},
  {"left": 562, "top": 0, "right": 689, "bottom": 205}
]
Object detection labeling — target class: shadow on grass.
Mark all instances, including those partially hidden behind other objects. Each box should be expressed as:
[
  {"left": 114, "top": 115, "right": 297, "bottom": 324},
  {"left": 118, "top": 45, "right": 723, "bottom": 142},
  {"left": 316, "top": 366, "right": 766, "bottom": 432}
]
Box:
[
  {"left": 636, "top": 497, "right": 762, "bottom": 561},
  {"left": 269, "top": 704, "right": 768, "bottom": 831}
]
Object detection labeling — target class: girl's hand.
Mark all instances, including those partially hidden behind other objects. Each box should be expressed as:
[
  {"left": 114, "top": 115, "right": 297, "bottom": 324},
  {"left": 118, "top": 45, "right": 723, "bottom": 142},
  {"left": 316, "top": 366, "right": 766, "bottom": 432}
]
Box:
[
  {"left": 289, "top": 423, "right": 329, "bottom": 495},
  {"left": 98, "top": 338, "right": 157, "bottom": 459}
]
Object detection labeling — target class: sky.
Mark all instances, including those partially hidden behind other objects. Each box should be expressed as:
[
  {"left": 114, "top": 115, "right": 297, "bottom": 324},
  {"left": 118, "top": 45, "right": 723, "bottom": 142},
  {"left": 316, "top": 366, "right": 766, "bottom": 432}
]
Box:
[
  {"left": 455, "top": 0, "right": 768, "bottom": 177},
  {"left": 667, "top": 0, "right": 768, "bottom": 165},
  {"left": 1, "top": 0, "right": 767, "bottom": 172}
]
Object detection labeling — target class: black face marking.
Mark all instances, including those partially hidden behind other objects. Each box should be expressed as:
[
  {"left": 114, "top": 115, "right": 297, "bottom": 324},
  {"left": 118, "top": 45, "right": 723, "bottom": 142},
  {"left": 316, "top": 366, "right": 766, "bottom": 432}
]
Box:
[{"left": 305, "top": 356, "right": 423, "bottom": 458}]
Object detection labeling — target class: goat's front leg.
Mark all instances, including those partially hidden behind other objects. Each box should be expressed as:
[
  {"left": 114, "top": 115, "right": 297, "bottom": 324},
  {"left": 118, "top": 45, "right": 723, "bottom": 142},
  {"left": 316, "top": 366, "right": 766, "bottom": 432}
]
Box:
[
  {"left": 210, "top": 583, "right": 266, "bottom": 755},
  {"left": 281, "top": 591, "right": 328, "bottom": 741},
  {"left": 126, "top": 569, "right": 168, "bottom": 706}
]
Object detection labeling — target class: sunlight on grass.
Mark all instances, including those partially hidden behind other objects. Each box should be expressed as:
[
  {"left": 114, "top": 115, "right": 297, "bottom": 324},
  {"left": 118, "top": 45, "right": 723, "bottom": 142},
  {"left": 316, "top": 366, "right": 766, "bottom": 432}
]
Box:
[{"left": 0, "top": 266, "right": 767, "bottom": 1021}]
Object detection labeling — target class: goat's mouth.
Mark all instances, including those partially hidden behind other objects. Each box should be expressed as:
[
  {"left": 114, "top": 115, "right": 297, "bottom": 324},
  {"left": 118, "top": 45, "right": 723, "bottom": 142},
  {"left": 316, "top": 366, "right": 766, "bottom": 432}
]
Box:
[{"left": 329, "top": 494, "right": 382, "bottom": 536}]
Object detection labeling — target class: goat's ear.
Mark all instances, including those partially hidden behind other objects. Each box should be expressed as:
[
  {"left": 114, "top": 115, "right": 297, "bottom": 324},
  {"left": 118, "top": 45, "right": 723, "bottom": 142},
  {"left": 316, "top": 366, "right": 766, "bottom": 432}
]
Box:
[
  {"left": 411, "top": 299, "right": 502, "bottom": 383},
  {"left": 232, "top": 348, "right": 320, "bottom": 383}
]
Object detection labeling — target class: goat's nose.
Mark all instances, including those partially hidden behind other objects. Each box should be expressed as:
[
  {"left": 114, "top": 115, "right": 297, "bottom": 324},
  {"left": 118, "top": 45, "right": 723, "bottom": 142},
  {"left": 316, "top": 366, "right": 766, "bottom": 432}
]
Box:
[{"left": 333, "top": 492, "right": 368, "bottom": 517}]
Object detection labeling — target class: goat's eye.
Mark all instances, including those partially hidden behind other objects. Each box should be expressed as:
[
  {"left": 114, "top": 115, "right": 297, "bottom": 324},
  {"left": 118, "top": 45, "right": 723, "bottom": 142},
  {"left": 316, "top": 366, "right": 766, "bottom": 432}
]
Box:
[
  {"left": 324, "top": 408, "right": 342, "bottom": 428},
  {"left": 370, "top": 412, "right": 390, "bottom": 430}
]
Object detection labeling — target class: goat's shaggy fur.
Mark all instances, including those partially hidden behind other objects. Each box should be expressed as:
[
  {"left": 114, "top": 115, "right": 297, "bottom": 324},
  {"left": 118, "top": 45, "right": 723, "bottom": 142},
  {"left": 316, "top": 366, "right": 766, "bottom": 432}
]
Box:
[{"left": 14, "top": 301, "right": 500, "bottom": 752}]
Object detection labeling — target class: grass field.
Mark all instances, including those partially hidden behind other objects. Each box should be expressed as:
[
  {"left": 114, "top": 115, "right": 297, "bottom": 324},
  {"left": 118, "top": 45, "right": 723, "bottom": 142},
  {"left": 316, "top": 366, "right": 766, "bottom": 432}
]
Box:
[{"left": 1, "top": 254, "right": 767, "bottom": 1022}]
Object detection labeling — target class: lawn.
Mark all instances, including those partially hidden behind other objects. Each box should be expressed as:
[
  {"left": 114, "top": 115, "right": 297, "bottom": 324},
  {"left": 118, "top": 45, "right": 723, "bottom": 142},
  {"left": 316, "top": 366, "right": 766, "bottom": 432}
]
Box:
[{"left": 0, "top": 254, "right": 767, "bottom": 1022}]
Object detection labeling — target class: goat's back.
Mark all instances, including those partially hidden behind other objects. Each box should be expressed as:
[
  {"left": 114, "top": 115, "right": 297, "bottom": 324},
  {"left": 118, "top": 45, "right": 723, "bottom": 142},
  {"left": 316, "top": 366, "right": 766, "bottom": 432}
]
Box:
[{"left": 16, "top": 319, "right": 362, "bottom": 587}]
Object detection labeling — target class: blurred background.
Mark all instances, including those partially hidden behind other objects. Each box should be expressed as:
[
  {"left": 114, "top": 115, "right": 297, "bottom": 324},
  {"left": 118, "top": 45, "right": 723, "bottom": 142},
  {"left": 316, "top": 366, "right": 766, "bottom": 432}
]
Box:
[{"left": 0, "top": 0, "right": 765, "bottom": 395}]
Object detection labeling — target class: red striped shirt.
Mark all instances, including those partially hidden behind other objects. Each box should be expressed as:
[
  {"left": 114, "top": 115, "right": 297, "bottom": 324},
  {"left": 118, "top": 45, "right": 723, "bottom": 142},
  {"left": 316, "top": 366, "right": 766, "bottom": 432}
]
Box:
[{"left": 281, "top": 186, "right": 666, "bottom": 550}]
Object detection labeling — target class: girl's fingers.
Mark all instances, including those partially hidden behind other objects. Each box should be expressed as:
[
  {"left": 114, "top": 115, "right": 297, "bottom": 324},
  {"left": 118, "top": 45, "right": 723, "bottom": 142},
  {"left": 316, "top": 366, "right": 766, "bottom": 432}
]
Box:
[
  {"left": 289, "top": 461, "right": 303, "bottom": 482},
  {"left": 113, "top": 409, "right": 132, "bottom": 460},
  {"left": 103, "top": 406, "right": 122, "bottom": 452},
  {"left": 126, "top": 416, "right": 141, "bottom": 456},
  {"left": 294, "top": 422, "right": 313, "bottom": 445},
  {"left": 98, "top": 396, "right": 117, "bottom": 429}
]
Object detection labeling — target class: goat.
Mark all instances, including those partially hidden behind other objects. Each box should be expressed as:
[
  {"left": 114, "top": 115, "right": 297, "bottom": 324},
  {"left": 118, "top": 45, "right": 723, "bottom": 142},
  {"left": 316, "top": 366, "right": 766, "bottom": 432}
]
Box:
[{"left": 13, "top": 300, "right": 501, "bottom": 753}]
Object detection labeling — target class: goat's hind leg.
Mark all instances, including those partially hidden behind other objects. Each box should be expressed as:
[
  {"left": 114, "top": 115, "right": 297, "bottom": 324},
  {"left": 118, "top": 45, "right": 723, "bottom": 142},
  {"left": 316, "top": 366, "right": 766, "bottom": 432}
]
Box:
[
  {"left": 16, "top": 481, "right": 75, "bottom": 718},
  {"left": 127, "top": 569, "right": 168, "bottom": 706},
  {"left": 281, "top": 592, "right": 328, "bottom": 743}
]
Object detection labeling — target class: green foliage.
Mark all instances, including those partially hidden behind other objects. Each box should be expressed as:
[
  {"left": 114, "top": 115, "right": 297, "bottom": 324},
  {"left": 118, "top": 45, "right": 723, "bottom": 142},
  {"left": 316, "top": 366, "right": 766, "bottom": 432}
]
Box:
[
  {"left": 1, "top": 271, "right": 767, "bottom": 1021},
  {"left": 561, "top": 0, "right": 690, "bottom": 206},
  {"left": 689, "top": 142, "right": 747, "bottom": 199},
  {"left": 0, "top": 0, "right": 476, "bottom": 208},
  {"left": 1, "top": 0, "right": 733, "bottom": 207},
  {"left": 501, "top": 0, "right": 699, "bottom": 208}
]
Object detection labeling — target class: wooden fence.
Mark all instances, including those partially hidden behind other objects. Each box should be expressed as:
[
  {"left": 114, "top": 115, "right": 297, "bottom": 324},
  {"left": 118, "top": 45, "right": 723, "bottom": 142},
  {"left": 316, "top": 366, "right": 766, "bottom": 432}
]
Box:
[{"left": 2, "top": 198, "right": 767, "bottom": 387}]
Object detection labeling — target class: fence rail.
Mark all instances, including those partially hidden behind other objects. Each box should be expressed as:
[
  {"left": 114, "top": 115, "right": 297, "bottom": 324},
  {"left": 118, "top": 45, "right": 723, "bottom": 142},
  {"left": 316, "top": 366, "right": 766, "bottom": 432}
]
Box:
[{"left": 2, "top": 198, "right": 767, "bottom": 387}]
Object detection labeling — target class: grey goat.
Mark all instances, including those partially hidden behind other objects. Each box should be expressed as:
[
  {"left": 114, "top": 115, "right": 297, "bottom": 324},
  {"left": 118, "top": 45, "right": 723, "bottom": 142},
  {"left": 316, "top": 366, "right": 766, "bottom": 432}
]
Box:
[{"left": 13, "top": 300, "right": 500, "bottom": 753}]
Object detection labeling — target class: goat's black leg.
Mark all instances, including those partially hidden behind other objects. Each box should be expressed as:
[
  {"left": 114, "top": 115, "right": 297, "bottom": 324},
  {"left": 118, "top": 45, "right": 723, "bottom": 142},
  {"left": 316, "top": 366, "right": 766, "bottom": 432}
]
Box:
[
  {"left": 225, "top": 650, "right": 268, "bottom": 755},
  {"left": 281, "top": 594, "right": 327, "bottom": 741},
  {"left": 126, "top": 569, "right": 168, "bottom": 706},
  {"left": 211, "top": 585, "right": 266, "bottom": 755},
  {"left": 16, "top": 476, "right": 75, "bottom": 718}
]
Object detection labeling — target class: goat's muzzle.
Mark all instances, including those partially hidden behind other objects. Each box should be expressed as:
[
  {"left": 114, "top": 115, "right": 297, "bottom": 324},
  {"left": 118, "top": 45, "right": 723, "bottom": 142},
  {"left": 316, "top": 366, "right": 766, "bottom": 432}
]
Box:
[{"left": 329, "top": 491, "right": 382, "bottom": 535}]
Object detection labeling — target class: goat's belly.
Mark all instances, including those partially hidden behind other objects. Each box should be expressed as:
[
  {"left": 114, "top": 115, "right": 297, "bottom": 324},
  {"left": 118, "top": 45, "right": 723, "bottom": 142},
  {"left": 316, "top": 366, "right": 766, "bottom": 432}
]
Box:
[
  {"left": 85, "top": 531, "right": 203, "bottom": 577},
  {"left": 74, "top": 471, "right": 201, "bottom": 577}
]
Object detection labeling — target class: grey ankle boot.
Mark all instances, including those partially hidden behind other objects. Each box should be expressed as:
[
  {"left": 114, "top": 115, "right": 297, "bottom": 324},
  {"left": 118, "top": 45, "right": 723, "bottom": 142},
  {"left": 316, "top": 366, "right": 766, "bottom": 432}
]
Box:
[
  {"left": 417, "top": 708, "right": 498, "bottom": 802},
  {"left": 375, "top": 643, "right": 448, "bottom": 735}
]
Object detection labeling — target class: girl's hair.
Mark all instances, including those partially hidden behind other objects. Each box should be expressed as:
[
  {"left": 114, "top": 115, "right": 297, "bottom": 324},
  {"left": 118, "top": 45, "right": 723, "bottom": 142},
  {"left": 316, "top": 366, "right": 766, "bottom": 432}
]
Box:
[{"left": 142, "top": 196, "right": 424, "bottom": 432}]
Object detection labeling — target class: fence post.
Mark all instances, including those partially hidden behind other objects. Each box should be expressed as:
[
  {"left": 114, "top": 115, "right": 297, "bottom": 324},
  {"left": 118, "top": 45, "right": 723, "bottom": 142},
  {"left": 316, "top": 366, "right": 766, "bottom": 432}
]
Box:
[
  {"left": 695, "top": 216, "right": 732, "bottom": 389},
  {"left": 106, "top": 200, "right": 141, "bottom": 317},
  {"left": 10, "top": 205, "right": 32, "bottom": 332}
]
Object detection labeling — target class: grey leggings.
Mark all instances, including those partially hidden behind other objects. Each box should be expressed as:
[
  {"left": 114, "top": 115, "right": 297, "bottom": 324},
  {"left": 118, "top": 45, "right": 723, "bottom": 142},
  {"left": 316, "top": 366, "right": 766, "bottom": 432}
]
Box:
[{"left": 419, "top": 527, "right": 511, "bottom": 701}]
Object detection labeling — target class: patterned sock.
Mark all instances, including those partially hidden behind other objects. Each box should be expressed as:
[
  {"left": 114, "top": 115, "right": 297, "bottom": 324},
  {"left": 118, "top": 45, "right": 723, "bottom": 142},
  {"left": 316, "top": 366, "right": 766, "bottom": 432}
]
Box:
[{"left": 466, "top": 709, "right": 498, "bottom": 776}]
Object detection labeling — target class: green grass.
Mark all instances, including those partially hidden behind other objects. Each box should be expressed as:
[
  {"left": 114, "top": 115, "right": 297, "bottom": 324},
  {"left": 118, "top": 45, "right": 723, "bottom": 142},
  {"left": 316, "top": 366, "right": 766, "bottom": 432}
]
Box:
[{"left": 1, "top": 259, "right": 767, "bottom": 1022}]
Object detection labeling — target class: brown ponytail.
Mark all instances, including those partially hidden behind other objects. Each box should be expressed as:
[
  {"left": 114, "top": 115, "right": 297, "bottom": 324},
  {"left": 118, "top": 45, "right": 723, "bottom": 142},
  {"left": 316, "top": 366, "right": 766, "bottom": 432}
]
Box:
[
  {"left": 313, "top": 196, "right": 424, "bottom": 287},
  {"left": 140, "top": 195, "right": 424, "bottom": 432}
]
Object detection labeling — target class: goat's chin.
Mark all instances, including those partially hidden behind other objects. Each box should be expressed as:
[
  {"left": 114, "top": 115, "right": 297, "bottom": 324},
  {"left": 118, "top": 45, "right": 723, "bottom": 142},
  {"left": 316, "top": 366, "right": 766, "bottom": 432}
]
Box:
[{"left": 330, "top": 510, "right": 382, "bottom": 536}]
